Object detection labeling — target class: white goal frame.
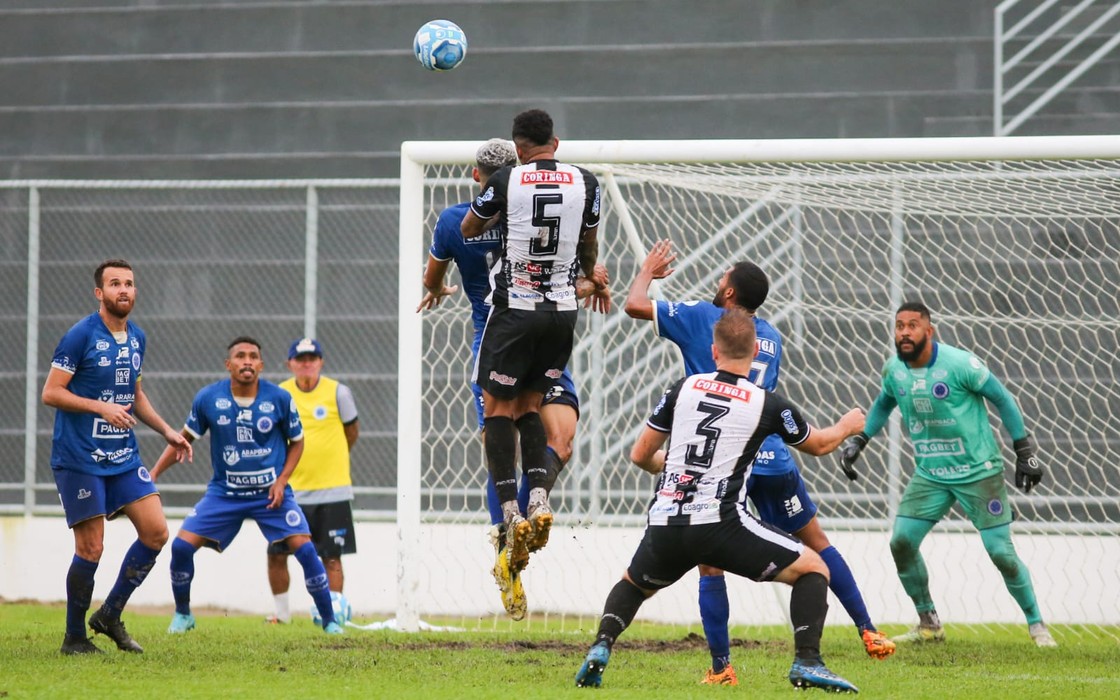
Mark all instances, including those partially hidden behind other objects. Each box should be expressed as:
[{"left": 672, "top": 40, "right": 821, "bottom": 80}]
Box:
[{"left": 397, "top": 135, "right": 1120, "bottom": 633}]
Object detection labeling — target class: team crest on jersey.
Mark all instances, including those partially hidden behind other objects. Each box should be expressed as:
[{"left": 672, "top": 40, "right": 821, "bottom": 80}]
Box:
[
  {"left": 222, "top": 446, "right": 240, "bottom": 466},
  {"left": 932, "top": 382, "right": 950, "bottom": 399},
  {"left": 130, "top": 337, "right": 139, "bottom": 349},
  {"left": 137, "top": 466, "right": 152, "bottom": 483},
  {"left": 256, "top": 416, "right": 274, "bottom": 433},
  {"left": 988, "top": 498, "right": 1004, "bottom": 516},
  {"left": 132, "top": 353, "right": 141, "bottom": 371},
  {"left": 285, "top": 510, "right": 302, "bottom": 527},
  {"left": 909, "top": 419, "right": 924, "bottom": 434},
  {"left": 314, "top": 405, "right": 328, "bottom": 420},
  {"left": 99, "top": 389, "right": 115, "bottom": 402},
  {"left": 475, "top": 187, "right": 495, "bottom": 205}
]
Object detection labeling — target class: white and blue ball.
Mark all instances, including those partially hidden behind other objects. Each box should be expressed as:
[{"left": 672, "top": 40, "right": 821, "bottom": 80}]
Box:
[
  {"left": 310, "top": 591, "right": 352, "bottom": 626},
  {"left": 414, "top": 19, "right": 467, "bottom": 72}
]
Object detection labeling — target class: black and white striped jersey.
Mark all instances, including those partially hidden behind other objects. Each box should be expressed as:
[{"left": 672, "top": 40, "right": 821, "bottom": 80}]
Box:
[
  {"left": 469, "top": 159, "right": 600, "bottom": 311},
  {"left": 645, "top": 370, "right": 812, "bottom": 526}
]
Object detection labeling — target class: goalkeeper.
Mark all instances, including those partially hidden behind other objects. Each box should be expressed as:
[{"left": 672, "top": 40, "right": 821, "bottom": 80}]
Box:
[{"left": 838, "top": 301, "right": 1057, "bottom": 648}]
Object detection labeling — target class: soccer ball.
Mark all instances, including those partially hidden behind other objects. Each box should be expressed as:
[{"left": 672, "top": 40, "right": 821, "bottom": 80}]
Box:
[
  {"left": 310, "top": 591, "right": 352, "bottom": 626},
  {"left": 413, "top": 19, "right": 467, "bottom": 72}
]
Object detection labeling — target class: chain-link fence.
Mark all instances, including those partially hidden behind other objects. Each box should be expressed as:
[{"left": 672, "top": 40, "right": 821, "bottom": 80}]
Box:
[{"left": 0, "top": 181, "right": 401, "bottom": 517}]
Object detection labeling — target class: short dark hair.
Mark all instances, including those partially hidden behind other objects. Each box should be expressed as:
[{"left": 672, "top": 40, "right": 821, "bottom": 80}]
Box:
[
  {"left": 227, "top": 336, "right": 262, "bottom": 354},
  {"left": 512, "top": 109, "right": 554, "bottom": 147},
  {"left": 714, "top": 307, "right": 757, "bottom": 360},
  {"left": 728, "top": 262, "right": 769, "bottom": 311},
  {"left": 896, "top": 301, "right": 932, "bottom": 321},
  {"left": 95, "top": 259, "right": 132, "bottom": 288}
]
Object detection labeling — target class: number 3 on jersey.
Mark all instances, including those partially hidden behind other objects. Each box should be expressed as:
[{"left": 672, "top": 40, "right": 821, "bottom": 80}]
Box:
[
  {"left": 529, "top": 193, "right": 562, "bottom": 256},
  {"left": 684, "top": 401, "right": 730, "bottom": 469}
]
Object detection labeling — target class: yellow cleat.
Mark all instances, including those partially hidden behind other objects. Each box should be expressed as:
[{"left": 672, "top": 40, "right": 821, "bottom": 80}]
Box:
[
  {"left": 505, "top": 514, "right": 534, "bottom": 573},
  {"left": 700, "top": 664, "right": 738, "bottom": 686},
  {"left": 527, "top": 502, "right": 553, "bottom": 553},
  {"left": 861, "top": 628, "right": 896, "bottom": 659},
  {"left": 491, "top": 545, "right": 527, "bottom": 621},
  {"left": 891, "top": 624, "right": 945, "bottom": 644}
]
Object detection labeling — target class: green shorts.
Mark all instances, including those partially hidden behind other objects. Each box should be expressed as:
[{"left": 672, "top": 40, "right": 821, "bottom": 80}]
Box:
[{"left": 897, "top": 471, "right": 1014, "bottom": 530}]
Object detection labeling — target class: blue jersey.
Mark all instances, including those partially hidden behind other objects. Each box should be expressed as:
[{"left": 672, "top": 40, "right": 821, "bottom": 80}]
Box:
[
  {"left": 49, "top": 313, "right": 147, "bottom": 476},
  {"left": 653, "top": 299, "right": 793, "bottom": 476},
  {"left": 431, "top": 201, "right": 578, "bottom": 395},
  {"left": 184, "top": 379, "right": 303, "bottom": 498},
  {"left": 429, "top": 202, "right": 504, "bottom": 337}
]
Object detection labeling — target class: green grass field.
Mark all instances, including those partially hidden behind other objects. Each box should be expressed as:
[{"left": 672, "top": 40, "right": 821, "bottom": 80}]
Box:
[{"left": 1, "top": 603, "right": 1117, "bottom": 699}]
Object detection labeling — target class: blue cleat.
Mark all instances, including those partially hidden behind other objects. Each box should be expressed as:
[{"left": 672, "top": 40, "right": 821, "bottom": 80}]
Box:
[
  {"left": 323, "top": 621, "right": 345, "bottom": 635},
  {"left": 575, "top": 642, "right": 610, "bottom": 688},
  {"left": 789, "top": 657, "right": 859, "bottom": 693},
  {"left": 167, "top": 612, "right": 196, "bottom": 634}
]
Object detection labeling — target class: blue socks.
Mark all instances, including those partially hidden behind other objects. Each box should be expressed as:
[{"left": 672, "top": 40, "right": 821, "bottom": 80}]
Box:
[
  {"left": 103, "top": 539, "right": 161, "bottom": 617},
  {"left": 65, "top": 555, "right": 99, "bottom": 637},
  {"left": 294, "top": 541, "right": 335, "bottom": 626},
  {"left": 698, "top": 574, "right": 731, "bottom": 671},
  {"left": 169, "top": 537, "right": 196, "bottom": 616},
  {"left": 819, "top": 545, "right": 874, "bottom": 631}
]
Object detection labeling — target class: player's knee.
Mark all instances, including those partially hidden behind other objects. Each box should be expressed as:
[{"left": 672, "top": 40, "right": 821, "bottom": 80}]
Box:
[
  {"left": 981, "top": 532, "right": 1022, "bottom": 577},
  {"left": 75, "top": 539, "right": 104, "bottom": 562},
  {"left": 547, "top": 440, "right": 573, "bottom": 465},
  {"left": 888, "top": 533, "right": 914, "bottom": 563},
  {"left": 141, "top": 524, "right": 169, "bottom": 551}
]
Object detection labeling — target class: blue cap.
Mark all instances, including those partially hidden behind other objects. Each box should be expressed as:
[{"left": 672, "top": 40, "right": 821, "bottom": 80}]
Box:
[{"left": 288, "top": 337, "right": 323, "bottom": 360}]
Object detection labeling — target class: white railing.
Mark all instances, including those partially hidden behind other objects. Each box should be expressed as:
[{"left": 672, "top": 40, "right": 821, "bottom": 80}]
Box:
[{"left": 995, "top": 0, "right": 1120, "bottom": 135}]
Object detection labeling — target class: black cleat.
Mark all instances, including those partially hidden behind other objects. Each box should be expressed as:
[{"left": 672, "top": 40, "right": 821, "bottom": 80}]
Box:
[
  {"left": 60, "top": 634, "right": 104, "bottom": 655},
  {"left": 89, "top": 607, "right": 143, "bottom": 653}
]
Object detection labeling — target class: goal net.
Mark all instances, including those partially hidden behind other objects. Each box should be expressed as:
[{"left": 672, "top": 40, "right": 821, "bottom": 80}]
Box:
[{"left": 397, "top": 136, "right": 1120, "bottom": 637}]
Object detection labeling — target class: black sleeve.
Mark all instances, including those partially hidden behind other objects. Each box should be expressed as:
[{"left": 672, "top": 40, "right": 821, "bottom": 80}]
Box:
[
  {"left": 647, "top": 376, "right": 686, "bottom": 433},
  {"left": 580, "top": 167, "right": 601, "bottom": 230},
  {"left": 758, "top": 391, "right": 812, "bottom": 447},
  {"left": 469, "top": 166, "right": 511, "bottom": 220}
]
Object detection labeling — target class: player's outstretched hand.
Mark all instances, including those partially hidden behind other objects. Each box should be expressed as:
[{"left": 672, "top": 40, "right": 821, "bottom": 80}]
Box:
[
  {"left": 266, "top": 481, "right": 285, "bottom": 509},
  {"left": 1013, "top": 436, "right": 1044, "bottom": 494},
  {"left": 586, "top": 286, "right": 612, "bottom": 314},
  {"left": 416, "top": 284, "right": 459, "bottom": 312},
  {"left": 165, "top": 429, "right": 193, "bottom": 464},
  {"left": 839, "top": 433, "right": 869, "bottom": 481},
  {"left": 642, "top": 239, "right": 677, "bottom": 279}
]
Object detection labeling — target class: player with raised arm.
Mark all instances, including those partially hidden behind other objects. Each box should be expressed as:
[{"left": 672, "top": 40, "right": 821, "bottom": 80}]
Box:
[
  {"left": 419, "top": 137, "right": 608, "bottom": 620},
  {"left": 623, "top": 240, "right": 893, "bottom": 683},
  {"left": 150, "top": 337, "right": 342, "bottom": 635},
  {"left": 44, "top": 259, "right": 192, "bottom": 655},
  {"left": 838, "top": 301, "right": 1056, "bottom": 648},
  {"left": 575, "top": 308, "right": 863, "bottom": 692},
  {"left": 461, "top": 110, "right": 609, "bottom": 585}
]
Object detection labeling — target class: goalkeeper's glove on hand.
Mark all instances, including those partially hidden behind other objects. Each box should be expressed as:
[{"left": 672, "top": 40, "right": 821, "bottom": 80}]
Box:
[
  {"left": 839, "top": 433, "right": 869, "bottom": 481},
  {"left": 1013, "top": 436, "right": 1044, "bottom": 494}
]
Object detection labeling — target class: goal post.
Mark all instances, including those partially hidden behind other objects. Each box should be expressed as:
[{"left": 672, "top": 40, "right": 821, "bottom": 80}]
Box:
[{"left": 398, "top": 135, "right": 1120, "bottom": 635}]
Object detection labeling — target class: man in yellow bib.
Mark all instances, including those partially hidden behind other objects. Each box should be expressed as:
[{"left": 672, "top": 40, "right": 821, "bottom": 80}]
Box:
[{"left": 265, "top": 338, "right": 360, "bottom": 623}]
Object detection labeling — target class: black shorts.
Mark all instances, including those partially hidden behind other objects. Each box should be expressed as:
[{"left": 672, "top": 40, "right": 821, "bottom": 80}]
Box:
[
  {"left": 473, "top": 307, "right": 578, "bottom": 399},
  {"left": 266, "top": 500, "right": 356, "bottom": 559},
  {"left": 626, "top": 512, "right": 803, "bottom": 591}
]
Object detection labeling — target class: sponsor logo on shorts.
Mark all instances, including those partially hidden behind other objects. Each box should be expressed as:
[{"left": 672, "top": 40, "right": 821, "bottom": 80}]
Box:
[
  {"left": 988, "top": 498, "right": 1004, "bottom": 516},
  {"left": 137, "top": 466, "right": 152, "bottom": 483},
  {"left": 784, "top": 494, "right": 803, "bottom": 517},
  {"left": 285, "top": 509, "right": 302, "bottom": 527},
  {"left": 932, "top": 382, "right": 950, "bottom": 399},
  {"left": 489, "top": 371, "right": 517, "bottom": 387},
  {"left": 640, "top": 574, "right": 673, "bottom": 587},
  {"left": 77, "top": 488, "right": 92, "bottom": 500},
  {"left": 545, "top": 369, "right": 562, "bottom": 379},
  {"left": 759, "top": 562, "right": 779, "bottom": 580}
]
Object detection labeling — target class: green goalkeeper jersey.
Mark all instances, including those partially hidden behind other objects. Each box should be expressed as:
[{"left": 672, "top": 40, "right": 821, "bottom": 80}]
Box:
[{"left": 878, "top": 342, "right": 1003, "bottom": 483}]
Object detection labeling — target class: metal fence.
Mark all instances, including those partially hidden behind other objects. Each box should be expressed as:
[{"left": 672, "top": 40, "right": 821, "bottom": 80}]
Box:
[{"left": 0, "top": 181, "right": 402, "bottom": 517}]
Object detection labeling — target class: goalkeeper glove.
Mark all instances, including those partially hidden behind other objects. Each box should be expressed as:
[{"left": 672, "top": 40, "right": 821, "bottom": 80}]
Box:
[
  {"left": 1013, "top": 436, "right": 1044, "bottom": 494},
  {"left": 838, "top": 433, "right": 869, "bottom": 481}
]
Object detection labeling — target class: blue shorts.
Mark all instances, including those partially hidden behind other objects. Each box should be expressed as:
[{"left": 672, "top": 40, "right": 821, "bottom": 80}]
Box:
[
  {"left": 746, "top": 467, "right": 819, "bottom": 534},
  {"left": 53, "top": 465, "right": 159, "bottom": 528},
  {"left": 181, "top": 490, "right": 311, "bottom": 552}
]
